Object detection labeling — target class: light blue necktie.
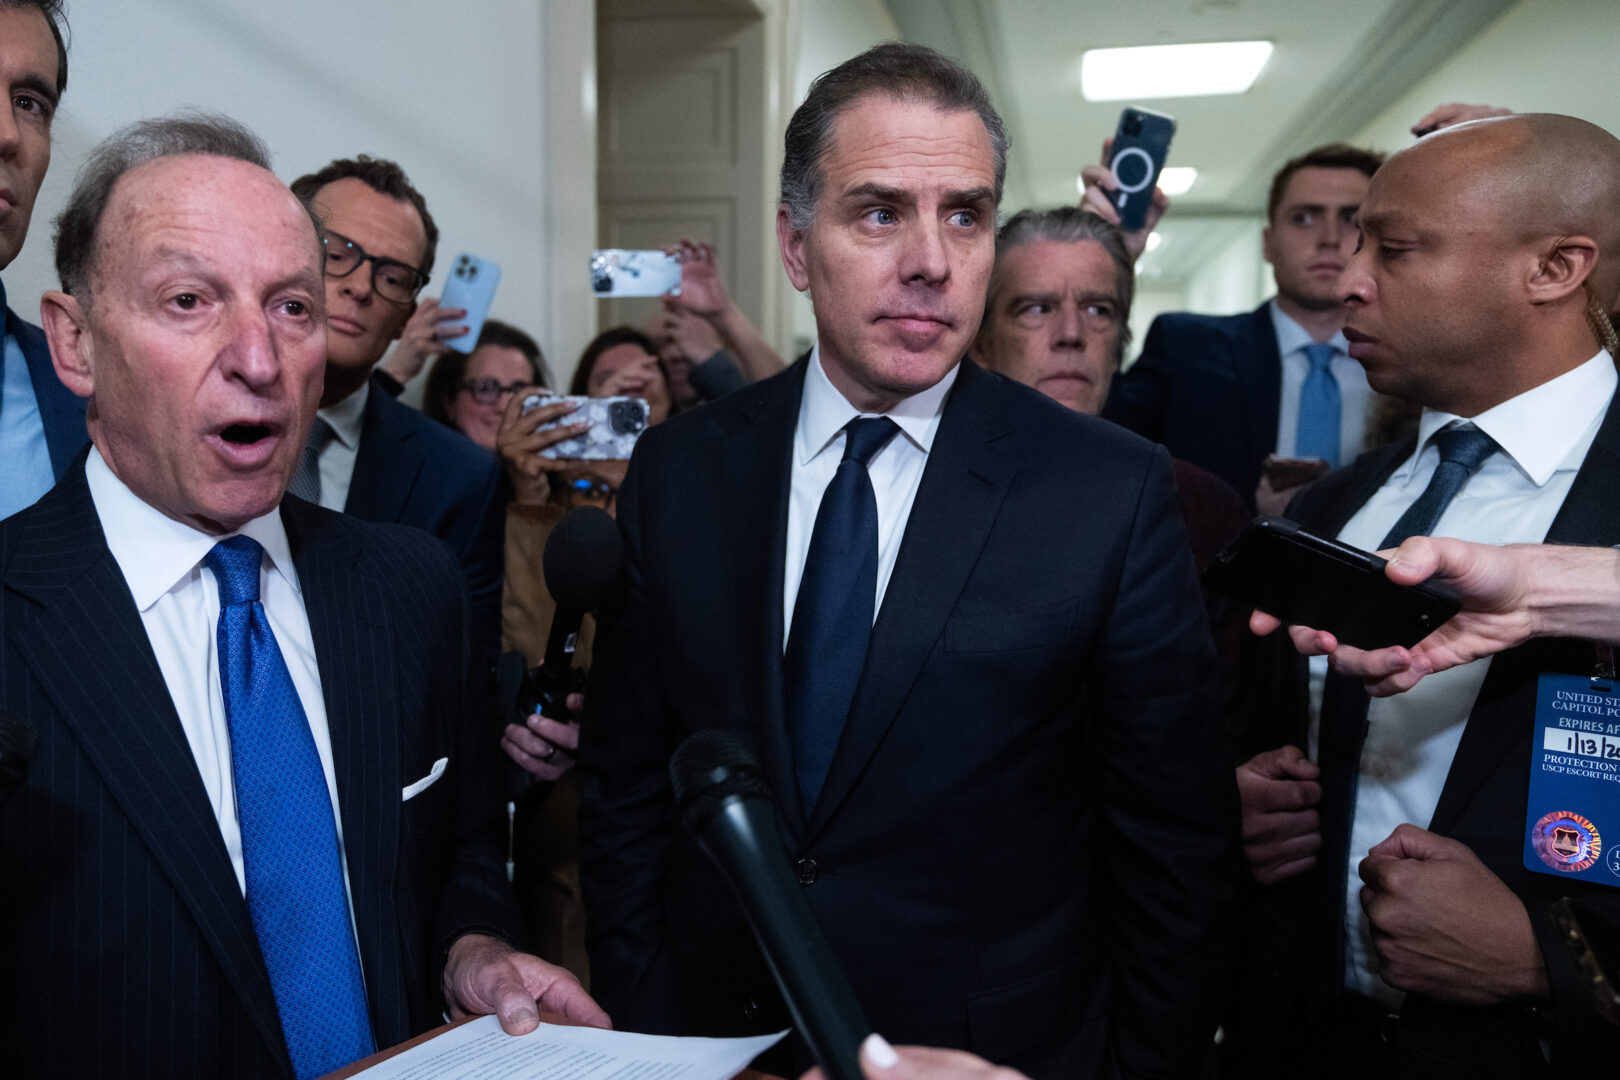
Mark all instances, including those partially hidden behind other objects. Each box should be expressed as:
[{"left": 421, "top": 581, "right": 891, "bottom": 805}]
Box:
[
  {"left": 1295, "top": 342, "right": 1341, "bottom": 467},
  {"left": 206, "top": 536, "right": 374, "bottom": 1079}
]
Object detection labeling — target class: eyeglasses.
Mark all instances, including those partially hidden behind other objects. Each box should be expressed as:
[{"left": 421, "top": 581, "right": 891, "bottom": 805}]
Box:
[
  {"left": 566, "top": 478, "right": 617, "bottom": 501},
  {"left": 458, "top": 377, "right": 529, "bottom": 404},
  {"left": 321, "top": 230, "right": 428, "bottom": 304}
]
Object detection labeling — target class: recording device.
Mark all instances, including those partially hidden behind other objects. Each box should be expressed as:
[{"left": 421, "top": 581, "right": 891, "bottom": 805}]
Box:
[
  {"left": 1261, "top": 454, "right": 1332, "bottom": 491},
  {"left": 521, "top": 393, "right": 649, "bottom": 459},
  {"left": 1108, "top": 106, "right": 1176, "bottom": 229},
  {"left": 590, "top": 248, "right": 683, "bottom": 298},
  {"left": 670, "top": 729, "right": 869, "bottom": 1080},
  {"left": 0, "top": 708, "right": 39, "bottom": 809},
  {"left": 514, "top": 505, "right": 625, "bottom": 738},
  {"left": 437, "top": 253, "right": 502, "bottom": 355},
  {"left": 1201, "top": 516, "right": 1462, "bottom": 650}
]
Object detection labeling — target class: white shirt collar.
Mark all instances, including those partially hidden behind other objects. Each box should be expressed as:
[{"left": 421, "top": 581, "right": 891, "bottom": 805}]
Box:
[
  {"left": 794, "top": 342, "right": 958, "bottom": 467},
  {"left": 84, "top": 445, "right": 302, "bottom": 612},
  {"left": 1269, "top": 298, "right": 1349, "bottom": 357},
  {"left": 1403, "top": 350, "right": 1617, "bottom": 488},
  {"left": 316, "top": 379, "right": 369, "bottom": 450}
]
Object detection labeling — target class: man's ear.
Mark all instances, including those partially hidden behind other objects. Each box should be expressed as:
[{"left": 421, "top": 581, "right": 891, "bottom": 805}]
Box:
[
  {"left": 39, "top": 290, "right": 95, "bottom": 398},
  {"left": 1260, "top": 224, "right": 1277, "bottom": 268},
  {"left": 776, "top": 205, "right": 811, "bottom": 292},
  {"left": 1528, "top": 235, "right": 1599, "bottom": 305}
]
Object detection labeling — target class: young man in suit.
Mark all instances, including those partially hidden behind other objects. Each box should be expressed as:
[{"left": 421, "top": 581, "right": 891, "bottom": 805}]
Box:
[
  {"left": 286, "top": 156, "right": 505, "bottom": 655},
  {"left": 0, "top": 115, "right": 605, "bottom": 1079},
  {"left": 1102, "top": 143, "right": 1384, "bottom": 511},
  {"left": 0, "top": 0, "right": 85, "bottom": 518},
  {"left": 578, "top": 42, "right": 1238, "bottom": 1080},
  {"left": 1234, "top": 114, "right": 1620, "bottom": 1077}
]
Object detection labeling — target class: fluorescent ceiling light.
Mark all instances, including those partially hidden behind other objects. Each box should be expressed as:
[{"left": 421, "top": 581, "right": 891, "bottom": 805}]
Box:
[
  {"left": 1080, "top": 41, "right": 1273, "bottom": 101},
  {"left": 1144, "top": 232, "right": 1163, "bottom": 253},
  {"left": 1156, "top": 167, "right": 1198, "bottom": 196}
]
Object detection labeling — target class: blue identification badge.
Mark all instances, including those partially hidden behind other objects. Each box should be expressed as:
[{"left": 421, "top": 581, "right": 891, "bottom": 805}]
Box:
[{"left": 1525, "top": 652, "right": 1620, "bottom": 886}]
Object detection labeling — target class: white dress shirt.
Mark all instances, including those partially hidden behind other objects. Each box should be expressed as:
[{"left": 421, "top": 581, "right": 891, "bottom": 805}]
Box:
[
  {"left": 1270, "top": 300, "right": 1374, "bottom": 464},
  {"left": 1310, "top": 351, "right": 1617, "bottom": 1005},
  {"left": 783, "top": 345, "right": 957, "bottom": 645},
  {"left": 84, "top": 447, "right": 357, "bottom": 921},
  {"left": 310, "top": 379, "right": 370, "bottom": 512}
]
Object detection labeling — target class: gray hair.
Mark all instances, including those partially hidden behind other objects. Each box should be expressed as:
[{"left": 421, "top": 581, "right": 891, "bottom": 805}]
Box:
[
  {"left": 780, "top": 41, "right": 1009, "bottom": 233},
  {"left": 987, "top": 206, "right": 1137, "bottom": 363},
  {"left": 53, "top": 113, "right": 299, "bottom": 301}
]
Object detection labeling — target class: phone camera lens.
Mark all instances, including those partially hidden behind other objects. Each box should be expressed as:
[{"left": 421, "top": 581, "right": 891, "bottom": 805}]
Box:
[
  {"left": 611, "top": 401, "right": 647, "bottom": 434},
  {"left": 1123, "top": 115, "right": 1143, "bottom": 136}
]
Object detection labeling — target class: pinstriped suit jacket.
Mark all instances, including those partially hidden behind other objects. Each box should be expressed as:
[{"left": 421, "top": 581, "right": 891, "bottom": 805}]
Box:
[{"left": 0, "top": 454, "right": 523, "bottom": 1079}]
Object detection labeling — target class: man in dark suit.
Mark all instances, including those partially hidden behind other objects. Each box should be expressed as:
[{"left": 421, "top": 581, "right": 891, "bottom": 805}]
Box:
[
  {"left": 1232, "top": 114, "right": 1620, "bottom": 1078},
  {"left": 969, "top": 204, "right": 1254, "bottom": 734},
  {"left": 0, "top": 115, "right": 604, "bottom": 1079},
  {"left": 285, "top": 156, "right": 504, "bottom": 652},
  {"left": 0, "top": 0, "right": 85, "bottom": 519},
  {"left": 578, "top": 43, "right": 1238, "bottom": 1080},
  {"left": 1103, "top": 143, "right": 1384, "bottom": 511}
]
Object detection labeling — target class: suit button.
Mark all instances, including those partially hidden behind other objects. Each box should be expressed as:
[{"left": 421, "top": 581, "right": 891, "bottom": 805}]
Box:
[{"left": 796, "top": 858, "right": 819, "bottom": 885}]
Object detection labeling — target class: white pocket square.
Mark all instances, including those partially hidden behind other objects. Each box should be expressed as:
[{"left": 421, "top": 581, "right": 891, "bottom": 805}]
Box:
[{"left": 402, "top": 757, "right": 449, "bottom": 801}]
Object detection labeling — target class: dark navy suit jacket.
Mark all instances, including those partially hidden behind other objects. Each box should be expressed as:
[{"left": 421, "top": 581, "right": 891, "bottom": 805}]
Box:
[
  {"left": 344, "top": 379, "right": 506, "bottom": 657},
  {"left": 0, "top": 457, "right": 524, "bottom": 1078},
  {"left": 1240, "top": 392, "right": 1620, "bottom": 1078},
  {"left": 2, "top": 277, "right": 88, "bottom": 481},
  {"left": 579, "top": 358, "right": 1240, "bottom": 1080},
  {"left": 1104, "top": 302, "right": 1281, "bottom": 507}
]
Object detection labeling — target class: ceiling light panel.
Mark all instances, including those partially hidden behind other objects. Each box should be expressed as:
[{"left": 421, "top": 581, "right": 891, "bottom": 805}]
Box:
[
  {"left": 1080, "top": 41, "right": 1274, "bottom": 101},
  {"left": 1156, "top": 167, "right": 1198, "bottom": 196}
]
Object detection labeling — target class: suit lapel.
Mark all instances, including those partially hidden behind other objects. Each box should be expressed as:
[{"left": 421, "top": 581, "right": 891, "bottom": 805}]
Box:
[
  {"left": 804, "top": 361, "right": 1016, "bottom": 842},
  {"left": 1430, "top": 395, "right": 1620, "bottom": 834},
  {"left": 1238, "top": 303, "right": 1283, "bottom": 465},
  {"left": 720, "top": 365, "right": 803, "bottom": 835},
  {"left": 5, "top": 465, "right": 290, "bottom": 1074},
  {"left": 282, "top": 498, "right": 407, "bottom": 1039},
  {"left": 345, "top": 382, "right": 425, "bottom": 522}
]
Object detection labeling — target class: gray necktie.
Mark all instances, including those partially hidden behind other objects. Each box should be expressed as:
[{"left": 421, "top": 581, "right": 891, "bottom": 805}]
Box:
[{"left": 287, "top": 418, "right": 333, "bottom": 504}]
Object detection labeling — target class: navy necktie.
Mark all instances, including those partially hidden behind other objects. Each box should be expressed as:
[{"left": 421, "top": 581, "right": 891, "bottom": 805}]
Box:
[
  {"left": 206, "top": 536, "right": 374, "bottom": 1079},
  {"left": 785, "top": 417, "right": 900, "bottom": 814},
  {"left": 1295, "top": 343, "right": 1342, "bottom": 467},
  {"left": 1378, "top": 424, "right": 1499, "bottom": 548},
  {"left": 1310, "top": 422, "right": 1498, "bottom": 1001}
]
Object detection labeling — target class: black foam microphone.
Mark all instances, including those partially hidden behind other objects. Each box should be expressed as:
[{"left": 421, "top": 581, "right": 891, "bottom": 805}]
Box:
[
  {"left": 670, "top": 728, "right": 869, "bottom": 1080},
  {"left": 0, "top": 708, "right": 38, "bottom": 809},
  {"left": 518, "top": 504, "right": 624, "bottom": 722}
]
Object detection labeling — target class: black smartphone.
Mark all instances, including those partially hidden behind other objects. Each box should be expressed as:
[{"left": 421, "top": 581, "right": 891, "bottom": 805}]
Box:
[
  {"left": 1201, "top": 516, "right": 1461, "bottom": 650},
  {"left": 1109, "top": 106, "right": 1176, "bottom": 229}
]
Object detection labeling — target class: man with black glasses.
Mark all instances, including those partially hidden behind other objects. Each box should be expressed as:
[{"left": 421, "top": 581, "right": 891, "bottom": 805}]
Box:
[{"left": 288, "top": 156, "right": 505, "bottom": 654}]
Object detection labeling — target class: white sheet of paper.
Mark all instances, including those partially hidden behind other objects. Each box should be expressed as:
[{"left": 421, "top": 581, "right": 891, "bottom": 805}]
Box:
[{"left": 351, "top": 1016, "right": 788, "bottom": 1080}]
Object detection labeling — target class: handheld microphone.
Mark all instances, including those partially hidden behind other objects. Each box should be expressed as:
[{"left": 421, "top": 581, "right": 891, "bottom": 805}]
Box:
[
  {"left": 0, "top": 708, "right": 39, "bottom": 809},
  {"left": 670, "top": 728, "right": 869, "bottom": 1080},
  {"left": 520, "top": 505, "right": 623, "bottom": 720}
]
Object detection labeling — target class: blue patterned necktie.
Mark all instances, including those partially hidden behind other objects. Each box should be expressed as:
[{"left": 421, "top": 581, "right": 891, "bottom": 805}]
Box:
[
  {"left": 1295, "top": 342, "right": 1341, "bottom": 467},
  {"left": 205, "top": 535, "right": 374, "bottom": 1079},
  {"left": 1378, "top": 423, "right": 1499, "bottom": 548},
  {"left": 785, "top": 417, "right": 900, "bottom": 814}
]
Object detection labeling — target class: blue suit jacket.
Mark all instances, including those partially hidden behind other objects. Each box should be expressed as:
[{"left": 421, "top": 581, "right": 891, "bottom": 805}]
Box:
[
  {"left": 2, "top": 277, "right": 88, "bottom": 480},
  {"left": 1103, "top": 302, "right": 1280, "bottom": 507},
  {"left": 343, "top": 380, "right": 506, "bottom": 657},
  {"left": 0, "top": 455, "right": 524, "bottom": 1079},
  {"left": 579, "top": 358, "right": 1240, "bottom": 1080}
]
